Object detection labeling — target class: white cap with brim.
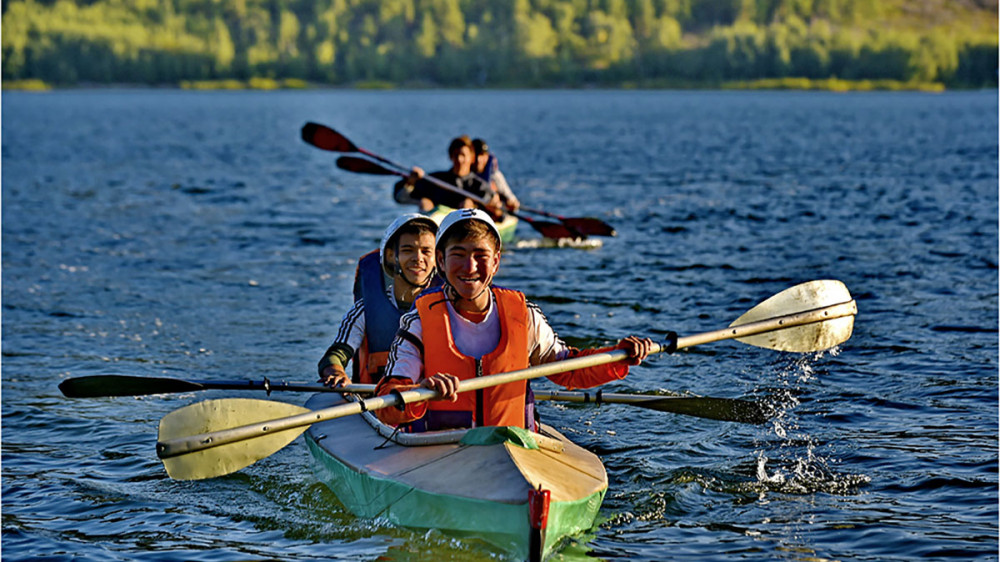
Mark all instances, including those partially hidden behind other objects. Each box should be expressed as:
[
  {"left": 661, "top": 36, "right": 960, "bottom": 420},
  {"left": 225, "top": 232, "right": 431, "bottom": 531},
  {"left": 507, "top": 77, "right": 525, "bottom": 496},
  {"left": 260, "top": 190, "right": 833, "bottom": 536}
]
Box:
[
  {"left": 379, "top": 213, "right": 439, "bottom": 275},
  {"left": 435, "top": 209, "right": 502, "bottom": 253}
]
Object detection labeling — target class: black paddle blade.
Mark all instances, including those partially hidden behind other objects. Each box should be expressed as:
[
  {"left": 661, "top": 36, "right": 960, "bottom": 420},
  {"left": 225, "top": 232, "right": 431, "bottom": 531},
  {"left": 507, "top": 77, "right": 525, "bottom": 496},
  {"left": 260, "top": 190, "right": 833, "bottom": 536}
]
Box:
[
  {"left": 561, "top": 217, "right": 617, "bottom": 237},
  {"left": 336, "top": 156, "right": 400, "bottom": 176},
  {"left": 302, "top": 122, "right": 358, "bottom": 152},
  {"left": 636, "top": 396, "right": 773, "bottom": 424},
  {"left": 59, "top": 375, "right": 206, "bottom": 398}
]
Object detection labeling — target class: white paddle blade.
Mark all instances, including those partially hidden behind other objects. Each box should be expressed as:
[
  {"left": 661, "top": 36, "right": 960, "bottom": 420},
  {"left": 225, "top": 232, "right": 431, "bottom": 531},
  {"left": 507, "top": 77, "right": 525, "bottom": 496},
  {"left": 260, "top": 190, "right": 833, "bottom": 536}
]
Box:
[
  {"left": 730, "top": 280, "right": 856, "bottom": 352},
  {"left": 158, "top": 398, "right": 310, "bottom": 481}
]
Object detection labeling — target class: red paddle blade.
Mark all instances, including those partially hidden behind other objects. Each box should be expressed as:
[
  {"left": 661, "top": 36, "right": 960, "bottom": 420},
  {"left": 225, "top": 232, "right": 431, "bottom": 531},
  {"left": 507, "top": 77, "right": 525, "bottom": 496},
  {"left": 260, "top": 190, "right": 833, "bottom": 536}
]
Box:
[
  {"left": 336, "top": 156, "right": 401, "bottom": 176},
  {"left": 302, "top": 122, "right": 358, "bottom": 152},
  {"left": 522, "top": 217, "right": 579, "bottom": 240},
  {"left": 561, "top": 217, "right": 617, "bottom": 237}
]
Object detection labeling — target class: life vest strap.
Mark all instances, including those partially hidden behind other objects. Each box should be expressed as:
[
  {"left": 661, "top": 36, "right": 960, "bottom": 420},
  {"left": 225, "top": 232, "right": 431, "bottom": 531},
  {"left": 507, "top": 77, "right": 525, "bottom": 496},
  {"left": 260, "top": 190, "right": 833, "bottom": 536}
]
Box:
[{"left": 396, "top": 328, "right": 424, "bottom": 356}]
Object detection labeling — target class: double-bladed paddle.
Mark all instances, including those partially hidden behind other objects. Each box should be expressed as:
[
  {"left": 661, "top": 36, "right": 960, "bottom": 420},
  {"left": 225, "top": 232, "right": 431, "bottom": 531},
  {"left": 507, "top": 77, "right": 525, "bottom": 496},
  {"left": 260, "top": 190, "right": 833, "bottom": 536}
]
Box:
[
  {"left": 59, "top": 374, "right": 768, "bottom": 424},
  {"left": 155, "top": 280, "right": 857, "bottom": 480},
  {"left": 301, "top": 122, "right": 611, "bottom": 240}
]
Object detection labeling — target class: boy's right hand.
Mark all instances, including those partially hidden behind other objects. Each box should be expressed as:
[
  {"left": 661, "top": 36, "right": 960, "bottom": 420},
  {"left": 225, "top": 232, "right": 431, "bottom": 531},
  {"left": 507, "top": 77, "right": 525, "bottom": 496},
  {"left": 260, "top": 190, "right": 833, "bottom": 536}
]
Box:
[
  {"left": 420, "top": 373, "right": 460, "bottom": 401},
  {"left": 319, "top": 364, "right": 349, "bottom": 388}
]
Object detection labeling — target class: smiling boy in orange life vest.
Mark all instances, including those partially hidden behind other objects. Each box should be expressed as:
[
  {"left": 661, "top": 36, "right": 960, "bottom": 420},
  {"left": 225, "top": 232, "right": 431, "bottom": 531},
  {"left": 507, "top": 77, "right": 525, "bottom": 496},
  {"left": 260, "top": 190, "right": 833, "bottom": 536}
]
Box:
[
  {"left": 317, "top": 214, "right": 441, "bottom": 388},
  {"left": 373, "top": 208, "right": 654, "bottom": 431}
]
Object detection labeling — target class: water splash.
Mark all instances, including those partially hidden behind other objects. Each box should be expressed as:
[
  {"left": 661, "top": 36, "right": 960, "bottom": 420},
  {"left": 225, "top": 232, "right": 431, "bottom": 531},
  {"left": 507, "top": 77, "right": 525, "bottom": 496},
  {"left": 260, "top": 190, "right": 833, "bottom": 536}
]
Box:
[{"left": 747, "top": 351, "right": 871, "bottom": 497}]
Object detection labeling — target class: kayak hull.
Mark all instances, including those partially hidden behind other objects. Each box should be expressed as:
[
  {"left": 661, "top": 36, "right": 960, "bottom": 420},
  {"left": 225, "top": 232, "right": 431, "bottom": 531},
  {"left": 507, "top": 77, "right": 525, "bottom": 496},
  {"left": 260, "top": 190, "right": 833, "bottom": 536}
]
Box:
[{"left": 304, "top": 393, "right": 606, "bottom": 559}]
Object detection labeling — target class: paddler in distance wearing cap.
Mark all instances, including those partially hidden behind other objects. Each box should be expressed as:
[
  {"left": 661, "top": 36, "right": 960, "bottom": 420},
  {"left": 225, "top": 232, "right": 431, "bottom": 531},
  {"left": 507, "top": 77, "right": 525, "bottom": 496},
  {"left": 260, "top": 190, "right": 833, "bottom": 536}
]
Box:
[
  {"left": 472, "top": 138, "right": 521, "bottom": 213},
  {"left": 373, "top": 209, "right": 654, "bottom": 431},
  {"left": 318, "top": 214, "right": 441, "bottom": 388}
]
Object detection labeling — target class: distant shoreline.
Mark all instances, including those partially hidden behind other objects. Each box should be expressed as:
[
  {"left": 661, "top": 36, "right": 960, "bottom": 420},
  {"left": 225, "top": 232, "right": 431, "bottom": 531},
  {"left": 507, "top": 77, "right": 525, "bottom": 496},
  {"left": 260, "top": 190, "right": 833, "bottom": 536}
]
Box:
[{"left": 3, "top": 77, "right": 956, "bottom": 92}]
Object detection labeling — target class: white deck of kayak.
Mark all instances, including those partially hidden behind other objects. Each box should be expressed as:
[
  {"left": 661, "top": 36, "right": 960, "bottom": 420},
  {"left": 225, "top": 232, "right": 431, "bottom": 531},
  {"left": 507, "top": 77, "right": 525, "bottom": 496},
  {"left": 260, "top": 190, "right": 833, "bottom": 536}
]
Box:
[{"left": 304, "top": 392, "right": 607, "bottom": 505}]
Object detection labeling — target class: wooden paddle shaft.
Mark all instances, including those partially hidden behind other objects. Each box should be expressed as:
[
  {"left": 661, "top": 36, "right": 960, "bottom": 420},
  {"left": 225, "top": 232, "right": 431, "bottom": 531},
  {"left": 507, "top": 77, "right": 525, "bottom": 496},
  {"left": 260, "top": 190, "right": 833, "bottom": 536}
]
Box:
[
  {"left": 156, "top": 298, "right": 855, "bottom": 460},
  {"left": 453, "top": 299, "right": 857, "bottom": 394},
  {"left": 156, "top": 349, "right": 635, "bottom": 459}
]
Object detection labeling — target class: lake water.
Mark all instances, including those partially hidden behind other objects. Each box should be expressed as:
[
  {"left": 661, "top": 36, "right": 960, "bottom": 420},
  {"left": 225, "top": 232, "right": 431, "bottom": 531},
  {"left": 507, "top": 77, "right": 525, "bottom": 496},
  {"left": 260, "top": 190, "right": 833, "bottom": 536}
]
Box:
[{"left": 2, "top": 89, "right": 997, "bottom": 561}]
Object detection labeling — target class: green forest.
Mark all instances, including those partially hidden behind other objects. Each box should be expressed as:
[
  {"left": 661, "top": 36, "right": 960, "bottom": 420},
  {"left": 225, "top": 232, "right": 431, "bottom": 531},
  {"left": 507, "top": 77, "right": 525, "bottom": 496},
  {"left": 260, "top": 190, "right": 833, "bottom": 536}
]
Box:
[{"left": 2, "top": 0, "right": 997, "bottom": 89}]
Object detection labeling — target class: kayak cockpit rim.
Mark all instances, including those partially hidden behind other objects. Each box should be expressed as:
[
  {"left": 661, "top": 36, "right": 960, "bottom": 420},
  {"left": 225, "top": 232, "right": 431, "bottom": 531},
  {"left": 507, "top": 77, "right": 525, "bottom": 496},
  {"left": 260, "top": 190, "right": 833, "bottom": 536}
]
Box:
[{"left": 327, "top": 393, "right": 565, "bottom": 452}]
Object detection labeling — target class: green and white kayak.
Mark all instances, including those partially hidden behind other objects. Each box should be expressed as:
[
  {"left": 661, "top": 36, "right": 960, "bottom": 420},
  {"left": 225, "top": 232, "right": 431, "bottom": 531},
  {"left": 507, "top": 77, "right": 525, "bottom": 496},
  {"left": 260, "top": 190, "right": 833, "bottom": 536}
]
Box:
[
  {"left": 303, "top": 392, "right": 607, "bottom": 560},
  {"left": 426, "top": 205, "right": 519, "bottom": 244}
]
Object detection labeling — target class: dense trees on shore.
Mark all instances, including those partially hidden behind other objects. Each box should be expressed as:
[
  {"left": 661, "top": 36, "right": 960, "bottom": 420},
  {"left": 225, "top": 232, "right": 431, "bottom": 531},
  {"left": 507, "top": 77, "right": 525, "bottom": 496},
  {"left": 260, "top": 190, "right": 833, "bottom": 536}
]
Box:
[{"left": 2, "top": 0, "right": 996, "bottom": 88}]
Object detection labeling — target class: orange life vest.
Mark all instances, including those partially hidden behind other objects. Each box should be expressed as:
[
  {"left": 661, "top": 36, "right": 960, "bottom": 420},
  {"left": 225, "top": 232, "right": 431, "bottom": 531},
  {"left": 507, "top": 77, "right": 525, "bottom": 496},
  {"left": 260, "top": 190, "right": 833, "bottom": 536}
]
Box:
[{"left": 415, "top": 286, "right": 531, "bottom": 429}]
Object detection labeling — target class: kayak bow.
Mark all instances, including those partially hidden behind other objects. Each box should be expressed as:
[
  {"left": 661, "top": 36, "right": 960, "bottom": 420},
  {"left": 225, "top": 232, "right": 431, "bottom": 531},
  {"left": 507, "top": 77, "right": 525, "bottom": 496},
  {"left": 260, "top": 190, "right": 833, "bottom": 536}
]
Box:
[{"left": 304, "top": 392, "right": 605, "bottom": 560}]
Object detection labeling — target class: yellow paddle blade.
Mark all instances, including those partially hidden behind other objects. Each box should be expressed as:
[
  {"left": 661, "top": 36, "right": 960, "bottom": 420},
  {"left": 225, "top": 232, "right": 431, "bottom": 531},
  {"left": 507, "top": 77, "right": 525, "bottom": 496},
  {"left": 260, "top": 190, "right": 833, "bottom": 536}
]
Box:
[
  {"left": 158, "top": 398, "right": 310, "bottom": 481},
  {"left": 730, "top": 280, "right": 856, "bottom": 352}
]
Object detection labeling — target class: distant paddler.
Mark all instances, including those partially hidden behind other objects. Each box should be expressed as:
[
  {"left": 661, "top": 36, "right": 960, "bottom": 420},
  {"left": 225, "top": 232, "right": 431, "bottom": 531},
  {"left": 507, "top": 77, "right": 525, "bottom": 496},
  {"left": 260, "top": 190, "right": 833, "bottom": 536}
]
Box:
[
  {"left": 393, "top": 135, "right": 504, "bottom": 218},
  {"left": 317, "top": 214, "right": 441, "bottom": 388},
  {"left": 472, "top": 138, "right": 521, "bottom": 213}
]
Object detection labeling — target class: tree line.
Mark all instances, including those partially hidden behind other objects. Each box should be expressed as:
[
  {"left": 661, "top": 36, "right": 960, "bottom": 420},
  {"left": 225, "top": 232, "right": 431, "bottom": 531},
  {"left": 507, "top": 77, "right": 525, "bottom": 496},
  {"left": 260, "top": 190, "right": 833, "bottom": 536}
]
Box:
[{"left": 2, "top": 0, "right": 996, "bottom": 88}]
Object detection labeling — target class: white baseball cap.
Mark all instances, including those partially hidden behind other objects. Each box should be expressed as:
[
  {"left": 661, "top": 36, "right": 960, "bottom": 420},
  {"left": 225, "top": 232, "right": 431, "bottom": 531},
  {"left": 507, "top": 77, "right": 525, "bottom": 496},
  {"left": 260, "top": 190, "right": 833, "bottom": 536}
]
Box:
[{"left": 435, "top": 209, "right": 502, "bottom": 252}]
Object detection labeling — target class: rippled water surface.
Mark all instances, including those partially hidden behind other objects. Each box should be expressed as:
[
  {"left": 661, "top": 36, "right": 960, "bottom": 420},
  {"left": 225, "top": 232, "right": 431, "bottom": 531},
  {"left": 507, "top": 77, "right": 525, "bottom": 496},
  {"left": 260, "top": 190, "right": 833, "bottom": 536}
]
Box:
[{"left": 3, "top": 89, "right": 997, "bottom": 561}]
